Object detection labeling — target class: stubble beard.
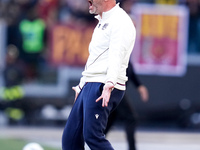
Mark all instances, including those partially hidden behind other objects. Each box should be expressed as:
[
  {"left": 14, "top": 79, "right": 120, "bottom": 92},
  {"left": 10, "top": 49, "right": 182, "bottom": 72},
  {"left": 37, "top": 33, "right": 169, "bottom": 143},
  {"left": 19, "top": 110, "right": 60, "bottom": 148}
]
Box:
[{"left": 89, "top": 6, "right": 97, "bottom": 14}]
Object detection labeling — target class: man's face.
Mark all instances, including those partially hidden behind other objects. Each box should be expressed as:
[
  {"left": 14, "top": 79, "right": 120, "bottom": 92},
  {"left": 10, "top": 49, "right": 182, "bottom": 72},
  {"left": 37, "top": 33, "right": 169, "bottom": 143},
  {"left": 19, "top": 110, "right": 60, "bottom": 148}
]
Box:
[{"left": 88, "top": 0, "right": 103, "bottom": 15}]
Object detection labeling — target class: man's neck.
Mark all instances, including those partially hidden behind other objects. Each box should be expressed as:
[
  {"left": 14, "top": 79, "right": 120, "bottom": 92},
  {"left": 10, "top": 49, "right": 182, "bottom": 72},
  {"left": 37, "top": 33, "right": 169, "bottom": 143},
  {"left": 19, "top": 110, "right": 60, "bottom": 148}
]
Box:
[{"left": 100, "top": 0, "right": 116, "bottom": 17}]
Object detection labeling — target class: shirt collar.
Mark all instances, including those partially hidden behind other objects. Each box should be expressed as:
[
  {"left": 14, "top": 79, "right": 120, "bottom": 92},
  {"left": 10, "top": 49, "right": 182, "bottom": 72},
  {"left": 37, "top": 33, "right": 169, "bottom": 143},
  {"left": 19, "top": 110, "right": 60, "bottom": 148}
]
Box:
[{"left": 95, "top": 3, "right": 120, "bottom": 21}]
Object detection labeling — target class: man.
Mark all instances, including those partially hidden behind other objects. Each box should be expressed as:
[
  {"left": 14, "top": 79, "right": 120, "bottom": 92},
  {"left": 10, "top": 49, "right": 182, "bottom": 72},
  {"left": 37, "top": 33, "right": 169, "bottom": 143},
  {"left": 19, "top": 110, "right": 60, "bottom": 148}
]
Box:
[
  {"left": 105, "top": 61, "right": 149, "bottom": 150},
  {"left": 62, "top": 0, "right": 136, "bottom": 149}
]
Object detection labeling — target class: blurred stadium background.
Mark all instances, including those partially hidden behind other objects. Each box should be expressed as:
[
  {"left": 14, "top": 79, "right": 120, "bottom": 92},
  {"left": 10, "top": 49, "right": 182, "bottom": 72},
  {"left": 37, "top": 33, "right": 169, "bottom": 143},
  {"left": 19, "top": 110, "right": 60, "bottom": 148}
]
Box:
[{"left": 0, "top": 0, "right": 200, "bottom": 149}]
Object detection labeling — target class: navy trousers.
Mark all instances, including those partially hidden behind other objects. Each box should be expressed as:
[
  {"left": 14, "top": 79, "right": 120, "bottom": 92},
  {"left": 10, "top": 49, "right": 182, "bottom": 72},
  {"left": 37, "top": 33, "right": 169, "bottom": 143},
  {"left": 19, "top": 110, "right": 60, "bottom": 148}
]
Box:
[{"left": 62, "top": 82, "right": 124, "bottom": 150}]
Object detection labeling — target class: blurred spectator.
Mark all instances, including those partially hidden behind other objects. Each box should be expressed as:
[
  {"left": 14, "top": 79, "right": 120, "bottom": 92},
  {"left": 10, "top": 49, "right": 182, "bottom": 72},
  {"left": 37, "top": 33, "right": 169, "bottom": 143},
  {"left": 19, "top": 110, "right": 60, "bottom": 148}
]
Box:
[
  {"left": 4, "top": 1, "right": 22, "bottom": 51},
  {"left": 184, "top": 0, "right": 200, "bottom": 54},
  {"left": 105, "top": 62, "right": 149, "bottom": 150},
  {"left": 37, "top": 0, "right": 59, "bottom": 29},
  {"left": 155, "top": 0, "right": 178, "bottom": 5},
  {"left": 136, "top": 0, "right": 154, "bottom": 3},
  {"left": 2, "top": 44, "right": 25, "bottom": 125},
  {"left": 58, "top": 0, "right": 95, "bottom": 26},
  {"left": 3, "top": 44, "right": 24, "bottom": 87},
  {"left": 0, "top": 0, "right": 8, "bottom": 19},
  {"left": 58, "top": 0, "right": 72, "bottom": 24},
  {"left": 19, "top": 3, "right": 47, "bottom": 80}
]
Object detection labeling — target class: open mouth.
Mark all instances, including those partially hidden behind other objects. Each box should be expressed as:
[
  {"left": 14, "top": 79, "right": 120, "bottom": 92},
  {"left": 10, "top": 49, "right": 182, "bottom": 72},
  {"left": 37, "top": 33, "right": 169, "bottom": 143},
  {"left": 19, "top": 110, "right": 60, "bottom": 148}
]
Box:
[{"left": 88, "top": 0, "right": 93, "bottom": 8}]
